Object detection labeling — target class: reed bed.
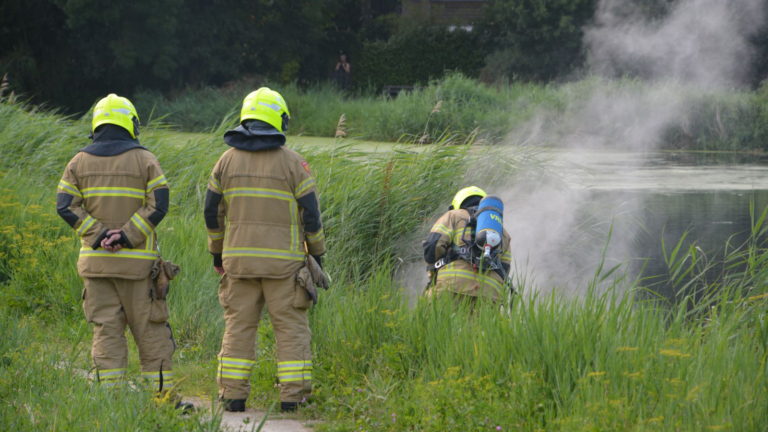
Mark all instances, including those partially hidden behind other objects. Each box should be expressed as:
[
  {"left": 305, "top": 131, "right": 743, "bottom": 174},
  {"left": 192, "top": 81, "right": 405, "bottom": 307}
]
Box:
[{"left": 133, "top": 74, "right": 768, "bottom": 152}]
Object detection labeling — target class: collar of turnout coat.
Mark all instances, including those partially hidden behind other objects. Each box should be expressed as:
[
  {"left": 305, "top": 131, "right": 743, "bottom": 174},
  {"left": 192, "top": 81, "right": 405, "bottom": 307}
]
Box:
[
  {"left": 223, "top": 120, "right": 286, "bottom": 152},
  {"left": 80, "top": 125, "right": 148, "bottom": 156}
]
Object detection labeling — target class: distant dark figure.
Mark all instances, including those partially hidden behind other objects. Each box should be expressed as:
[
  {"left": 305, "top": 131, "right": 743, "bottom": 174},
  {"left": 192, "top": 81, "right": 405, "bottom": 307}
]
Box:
[{"left": 334, "top": 54, "right": 351, "bottom": 90}]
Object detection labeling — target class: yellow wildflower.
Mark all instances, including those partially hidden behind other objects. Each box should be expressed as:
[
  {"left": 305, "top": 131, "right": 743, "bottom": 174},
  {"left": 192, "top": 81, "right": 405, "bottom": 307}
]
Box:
[
  {"left": 587, "top": 371, "right": 605, "bottom": 378},
  {"left": 686, "top": 384, "right": 705, "bottom": 402},
  {"left": 659, "top": 349, "right": 691, "bottom": 358},
  {"left": 445, "top": 366, "right": 460, "bottom": 377}
]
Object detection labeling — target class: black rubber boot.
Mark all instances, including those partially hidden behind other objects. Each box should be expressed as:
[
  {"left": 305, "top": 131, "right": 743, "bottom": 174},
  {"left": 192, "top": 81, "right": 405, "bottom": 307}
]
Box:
[
  {"left": 280, "top": 401, "right": 299, "bottom": 412},
  {"left": 175, "top": 401, "right": 196, "bottom": 414},
  {"left": 222, "top": 398, "right": 246, "bottom": 412}
]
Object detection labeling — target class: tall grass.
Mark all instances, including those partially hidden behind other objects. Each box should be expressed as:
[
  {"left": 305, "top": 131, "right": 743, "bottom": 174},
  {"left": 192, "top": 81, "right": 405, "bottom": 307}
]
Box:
[
  {"left": 1, "top": 98, "right": 767, "bottom": 431},
  {"left": 0, "top": 309, "right": 227, "bottom": 430},
  {"left": 133, "top": 74, "right": 768, "bottom": 151},
  {"left": 133, "top": 74, "right": 547, "bottom": 142}
]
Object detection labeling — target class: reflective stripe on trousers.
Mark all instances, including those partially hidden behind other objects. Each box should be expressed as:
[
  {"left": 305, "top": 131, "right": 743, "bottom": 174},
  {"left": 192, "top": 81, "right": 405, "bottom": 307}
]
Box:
[
  {"left": 277, "top": 360, "right": 312, "bottom": 382},
  {"left": 218, "top": 357, "right": 256, "bottom": 380},
  {"left": 142, "top": 370, "right": 174, "bottom": 391},
  {"left": 96, "top": 368, "right": 127, "bottom": 387}
]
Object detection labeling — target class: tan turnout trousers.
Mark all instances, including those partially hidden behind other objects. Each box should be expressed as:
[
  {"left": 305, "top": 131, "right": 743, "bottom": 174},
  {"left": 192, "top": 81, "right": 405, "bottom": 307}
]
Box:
[
  {"left": 217, "top": 273, "right": 312, "bottom": 402},
  {"left": 83, "top": 276, "right": 176, "bottom": 390}
]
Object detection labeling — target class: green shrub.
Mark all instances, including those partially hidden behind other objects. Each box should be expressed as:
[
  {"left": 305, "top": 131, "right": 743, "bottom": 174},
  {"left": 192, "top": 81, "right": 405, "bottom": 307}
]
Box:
[
  {"left": 480, "top": 0, "right": 598, "bottom": 81},
  {"left": 356, "top": 24, "right": 485, "bottom": 90}
]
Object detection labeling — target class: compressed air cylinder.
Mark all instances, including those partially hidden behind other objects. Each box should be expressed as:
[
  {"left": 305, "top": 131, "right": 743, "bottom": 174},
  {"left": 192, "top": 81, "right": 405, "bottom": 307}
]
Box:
[{"left": 475, "top": 196, "right": 504, "bottom": 255}]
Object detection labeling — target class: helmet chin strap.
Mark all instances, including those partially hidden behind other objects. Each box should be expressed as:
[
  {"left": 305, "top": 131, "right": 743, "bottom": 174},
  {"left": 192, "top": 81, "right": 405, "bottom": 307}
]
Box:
[{"left": 281, "top": 113, "right": 290, "bottom": 132}]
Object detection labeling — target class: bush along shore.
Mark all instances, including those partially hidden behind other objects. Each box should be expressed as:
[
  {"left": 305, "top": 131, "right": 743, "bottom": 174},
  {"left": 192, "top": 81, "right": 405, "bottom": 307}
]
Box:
[
  {"left": 132, "top": 74, "right": 768, "bottom": 152},
  {"left": 1, "top": 99, "right": 768, "bottom": 431}
]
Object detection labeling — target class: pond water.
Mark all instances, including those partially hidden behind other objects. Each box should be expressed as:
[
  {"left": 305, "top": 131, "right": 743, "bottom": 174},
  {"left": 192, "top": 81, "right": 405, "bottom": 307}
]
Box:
[{"left": 503, "top": 151, "right": 768, "bottom": 298}]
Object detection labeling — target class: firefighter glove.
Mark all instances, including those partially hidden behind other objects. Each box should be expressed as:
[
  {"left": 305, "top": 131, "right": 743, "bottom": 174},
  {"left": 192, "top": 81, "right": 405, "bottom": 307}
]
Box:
[
  {"left": 92, "top": 230, "right": 109, "bottom": 250},
  {"left": 307, "top": 254, "right": 329, "bottom": 290},
  {"left": 92, "top": 230, "right": 129, "bottom": 249}
]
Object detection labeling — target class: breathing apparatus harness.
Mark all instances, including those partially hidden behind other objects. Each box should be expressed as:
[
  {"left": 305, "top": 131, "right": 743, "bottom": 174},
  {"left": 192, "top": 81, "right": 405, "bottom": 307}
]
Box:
[{"left": 430, "top": 205, "right": 508, "bottom": 281}]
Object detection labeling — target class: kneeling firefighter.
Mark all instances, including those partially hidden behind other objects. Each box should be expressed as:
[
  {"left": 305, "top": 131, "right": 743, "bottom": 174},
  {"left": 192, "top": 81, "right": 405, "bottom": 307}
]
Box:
[
  {"left": 423, "top": 186, "right": 513, "bottom": 304},
  {"left": 204, "top": 88, "right": 328, "bottom": 413},
  {"left": 56, "top": 94, "right": 192, "bottom": 411}
]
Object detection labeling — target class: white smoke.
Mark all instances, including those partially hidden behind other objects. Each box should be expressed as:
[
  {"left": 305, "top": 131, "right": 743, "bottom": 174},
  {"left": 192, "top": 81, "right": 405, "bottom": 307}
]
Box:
[
  {"left": 587, "top": 0, "right": 764, "bottom": 87},
  {"left": 499, "top": 0, "right": 766, "bottom": 294}
]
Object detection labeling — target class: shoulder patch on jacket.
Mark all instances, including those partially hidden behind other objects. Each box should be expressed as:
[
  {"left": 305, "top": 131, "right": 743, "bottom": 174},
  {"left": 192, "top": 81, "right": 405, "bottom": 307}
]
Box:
[{"left": 301, "top": 161, "right": 311, "bottom": 174}]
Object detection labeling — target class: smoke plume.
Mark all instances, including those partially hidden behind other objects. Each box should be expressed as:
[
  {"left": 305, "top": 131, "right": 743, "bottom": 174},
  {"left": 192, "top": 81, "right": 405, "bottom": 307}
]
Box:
[
  {"left": 587, "top": 0, "right": 764, "bottom": 87},
  {"left": 500, "top": 0, "right": 766, "bottom": 294}
]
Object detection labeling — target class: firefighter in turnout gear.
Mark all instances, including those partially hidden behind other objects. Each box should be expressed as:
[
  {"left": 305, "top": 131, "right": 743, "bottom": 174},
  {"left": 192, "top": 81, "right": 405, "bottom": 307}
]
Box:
[
  {"left": 205, "top": 88, "right": 326, "bottom": 413},
  {"left": 423, "top": 186, "right": 512, "bottom": 304},
  {"left": 56, "top": 94, "right": 191, "bottom": 410}
]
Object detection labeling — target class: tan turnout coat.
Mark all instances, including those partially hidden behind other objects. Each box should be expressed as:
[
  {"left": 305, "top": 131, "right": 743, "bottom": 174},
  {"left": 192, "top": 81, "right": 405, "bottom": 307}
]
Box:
[
  {"left": 206, "top": 146, "right": 326, "bottom": 278},
  {"left": 57, "top": 149, "right": 169, "bottom": 279}
]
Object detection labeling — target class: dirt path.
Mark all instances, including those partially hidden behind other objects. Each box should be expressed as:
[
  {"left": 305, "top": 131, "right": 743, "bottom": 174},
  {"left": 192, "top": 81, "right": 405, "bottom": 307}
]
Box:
[{"left": 185, "top": 397, "right": 314, "bottom": 432}]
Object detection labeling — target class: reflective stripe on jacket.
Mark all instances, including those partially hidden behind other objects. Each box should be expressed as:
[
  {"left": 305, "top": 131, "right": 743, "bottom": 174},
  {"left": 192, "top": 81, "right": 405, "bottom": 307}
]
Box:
[
  {"left": 56, "top": 149, "right": 169, "bottom": 279},
  {"left": 423, "top": 209, "right": 511, "bottom": 299},
  {"left": 204, "top": 147, "right": 325, "bottom": 278}
]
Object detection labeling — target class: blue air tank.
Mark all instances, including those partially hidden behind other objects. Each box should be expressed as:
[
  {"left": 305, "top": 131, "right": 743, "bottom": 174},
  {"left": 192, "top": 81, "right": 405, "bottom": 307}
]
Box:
[{"left": 475, "top": 196, "right": 504, "bottom": 255}]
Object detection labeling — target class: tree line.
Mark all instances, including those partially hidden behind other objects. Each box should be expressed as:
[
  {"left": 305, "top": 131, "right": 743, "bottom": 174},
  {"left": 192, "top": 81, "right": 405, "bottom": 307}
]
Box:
[{"left": 2, "top": 0, "right": 768, "bottom": 112}]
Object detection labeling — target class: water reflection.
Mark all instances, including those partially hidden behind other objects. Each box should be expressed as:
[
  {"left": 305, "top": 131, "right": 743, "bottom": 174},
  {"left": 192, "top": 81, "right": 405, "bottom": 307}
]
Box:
[
  {"left": 601, "top": 189, "right": 768, "bottom": 297},
  {"left": 508, "top": 151, "right": 768, "bottom": 299}
]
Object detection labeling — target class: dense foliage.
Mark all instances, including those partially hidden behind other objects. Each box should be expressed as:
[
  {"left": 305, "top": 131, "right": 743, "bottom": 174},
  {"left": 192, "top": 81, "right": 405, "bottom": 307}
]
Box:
[
  {"left": 8, "top": 0, "right": 768, "bottom": 114},
  {"left": 356, "top": 22, "right": 485, "bottom": 89},
  {"left": 479, "top": 0, "right": 598, "bottom": 82},
  {"left": 0, "top": 0, "right": 397, "bottom": 111}
]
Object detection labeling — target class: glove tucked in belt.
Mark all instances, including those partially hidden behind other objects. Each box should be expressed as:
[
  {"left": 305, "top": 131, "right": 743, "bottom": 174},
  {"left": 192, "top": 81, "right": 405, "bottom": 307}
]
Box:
[{"left": 151, "top": 259, "right": 181, "bottom": 299}]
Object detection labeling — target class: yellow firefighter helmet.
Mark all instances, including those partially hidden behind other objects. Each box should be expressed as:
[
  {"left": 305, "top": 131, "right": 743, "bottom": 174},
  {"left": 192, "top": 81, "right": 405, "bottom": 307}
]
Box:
[
  {"left": 240, "top": 87, "right": 291, "bottom": 132},
  {"left": 451, "top": 186, "right": 487, "bottom": 210},
  {"left": 92, "top": 94, "right": 140, "bottom": 139}
]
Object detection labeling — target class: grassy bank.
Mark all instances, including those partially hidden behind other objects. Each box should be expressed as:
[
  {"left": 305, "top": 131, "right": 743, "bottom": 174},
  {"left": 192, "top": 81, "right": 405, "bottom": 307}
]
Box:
[
  {"left": 133, "top": 74, "right": 768, "bottom": 152},
  {"left": 2, "top": 99, "right": 768, "bottom": 431}
]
